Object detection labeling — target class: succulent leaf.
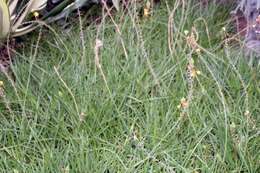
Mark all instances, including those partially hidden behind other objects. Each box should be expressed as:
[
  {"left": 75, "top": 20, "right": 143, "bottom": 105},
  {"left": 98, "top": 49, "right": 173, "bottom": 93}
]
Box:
[
  {"left": 31, "top": 0, "right": 47, "bottom": 12},
  {"left": 0, "top": 0, "right": 11, "bottom": 39}
]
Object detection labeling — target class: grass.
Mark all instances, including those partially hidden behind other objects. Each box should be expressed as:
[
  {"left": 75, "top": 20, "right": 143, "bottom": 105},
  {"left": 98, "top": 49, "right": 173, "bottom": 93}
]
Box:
[{"left": 0, "top": 1, "right": 259, "bottom": 172}]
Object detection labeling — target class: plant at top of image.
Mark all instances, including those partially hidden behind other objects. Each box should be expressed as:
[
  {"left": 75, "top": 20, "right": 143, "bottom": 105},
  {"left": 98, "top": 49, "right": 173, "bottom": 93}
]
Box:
[{"left": 0, "top": 0, "right": 118, "bottom": 41}]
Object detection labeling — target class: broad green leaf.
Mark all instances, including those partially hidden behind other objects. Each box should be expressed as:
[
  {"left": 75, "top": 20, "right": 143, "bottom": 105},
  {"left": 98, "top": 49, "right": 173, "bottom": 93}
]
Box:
[{"left": 0, "top": 0, "right": 11, "bottom": 39}]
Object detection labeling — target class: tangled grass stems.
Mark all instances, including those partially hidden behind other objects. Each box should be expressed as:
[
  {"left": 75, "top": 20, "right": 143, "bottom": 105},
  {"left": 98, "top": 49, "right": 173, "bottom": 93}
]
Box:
[
  {"left": 102, "top": 0, "right": 128, "bottom": 60},
  {"left": 53, "top": 66, "right": 79, "bottom": 116},
  {"left": 137, "top": 141, "right": 176, "bottom": 173},
  {"left": 224, "top": 40, "right": 252, "bottom": 127},
  {"left": 22, "top": 27, "right": 43, "bottom": 116},
  {"left": 94, "top": 39, "right": 108, "bottom": 88},
  {"left": 167, "top": 0, "right": 183, "bottom": 55},
  {"left": 1, "top": 1, "right": 258, "bottom": 171},
  {"left": 77, "top": 8, "right": 86, "bottom": 66},
  {"left": 128, "top": 0, "right": 161, "bottom": 88},
  {"left": 197, "top": 53, "right": 230, "bottom": 160}
]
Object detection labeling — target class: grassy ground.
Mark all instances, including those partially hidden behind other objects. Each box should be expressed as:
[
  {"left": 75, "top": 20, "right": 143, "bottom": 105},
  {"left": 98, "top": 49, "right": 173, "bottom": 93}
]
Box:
[{"left": 0, "top": 1, "right": 259, "bottom": 172}]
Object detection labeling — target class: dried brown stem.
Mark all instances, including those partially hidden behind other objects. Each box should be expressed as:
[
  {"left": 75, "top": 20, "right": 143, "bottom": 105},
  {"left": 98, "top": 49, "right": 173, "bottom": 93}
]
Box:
[{"left": 94, "top": 39, "right": 108, "bottom": 86}]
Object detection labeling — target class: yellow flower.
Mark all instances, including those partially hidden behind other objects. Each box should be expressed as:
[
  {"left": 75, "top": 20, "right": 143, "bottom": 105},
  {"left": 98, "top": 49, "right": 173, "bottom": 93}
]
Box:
[
  {"left": 0, "top": 81, "right": 3, "bottom": 86},
  {"left": 33, "top": 11, "right": 39, "bottom": 19}
]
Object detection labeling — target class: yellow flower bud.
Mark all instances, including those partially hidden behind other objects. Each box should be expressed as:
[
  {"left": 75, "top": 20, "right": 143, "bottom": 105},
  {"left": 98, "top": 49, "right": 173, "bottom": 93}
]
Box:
[{"left": 33, "top": 11, "right": 39, "bottom": 19}]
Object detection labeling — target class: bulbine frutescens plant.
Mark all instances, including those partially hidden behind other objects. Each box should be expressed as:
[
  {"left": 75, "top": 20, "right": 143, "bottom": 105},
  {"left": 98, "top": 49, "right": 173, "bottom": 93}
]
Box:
[
  {"left": 0, "top": 0, "right": 115, "bottom": 41},
  {"left": 1, "top": 0, "right": 48, "bottom": 39}
]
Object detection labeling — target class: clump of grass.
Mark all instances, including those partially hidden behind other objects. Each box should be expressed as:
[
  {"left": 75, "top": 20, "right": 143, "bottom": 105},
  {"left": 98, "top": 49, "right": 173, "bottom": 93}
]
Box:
[{"left": 0, "top": 1, "right": 259, "bottom": 172}]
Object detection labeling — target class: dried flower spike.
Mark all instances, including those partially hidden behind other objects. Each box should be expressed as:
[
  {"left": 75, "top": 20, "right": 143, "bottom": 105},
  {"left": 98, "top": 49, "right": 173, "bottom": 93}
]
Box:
[{"left": 191, "top": 71, "right": 197, "bottom": 78}]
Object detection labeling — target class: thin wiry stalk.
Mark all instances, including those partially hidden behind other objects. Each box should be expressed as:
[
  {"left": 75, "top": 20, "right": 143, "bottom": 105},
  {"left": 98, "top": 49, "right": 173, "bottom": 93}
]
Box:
[
  {"left": 2, "top": 146, "right": 15, "bottom": 160},
  {"left": 0, "top": 84, "right": 12, "bottom": 113},
  {"left": 0, "top": 63, "right": 19, "bottom": 102},
  {"left": 94, "top": 39, "right": 109, "bottom": 91},
  {"left": 164, "top": 0, "right": 171, "bottom": 14},
  {"left": 224, "top": 41, "right": 253, "bottom": 128},
  {"left": 138, "top": 49, "right": 196, "bottom": 171},
  {"left": 167, "top": 0, "right": 182, "bottom": 55},
  {"left": 77, "top": 8, "right": 86, "bottom": 66},
  {"left": 101, "top": 0, "right": 128, "bottom": 60},
  {"left": 22, "top": 27, "right": 43, "bottom": 117},
  {"left": 137, "top": 141, "right": 176, "bottom": 173},
  {"left": 198, "top": 54, "right": 229, "bottom": 161},
  {"left": 193, "top": 17, "right": 212, "bottom": 48},
  {"left": 53, "top": 66, "right": 79, "bottom": 116},
  {"left": 12, "top": 20, "right": 73, "bottom": 60},
  {"left": 129, "top": 0, "right": 160, "bottom": 88}
]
